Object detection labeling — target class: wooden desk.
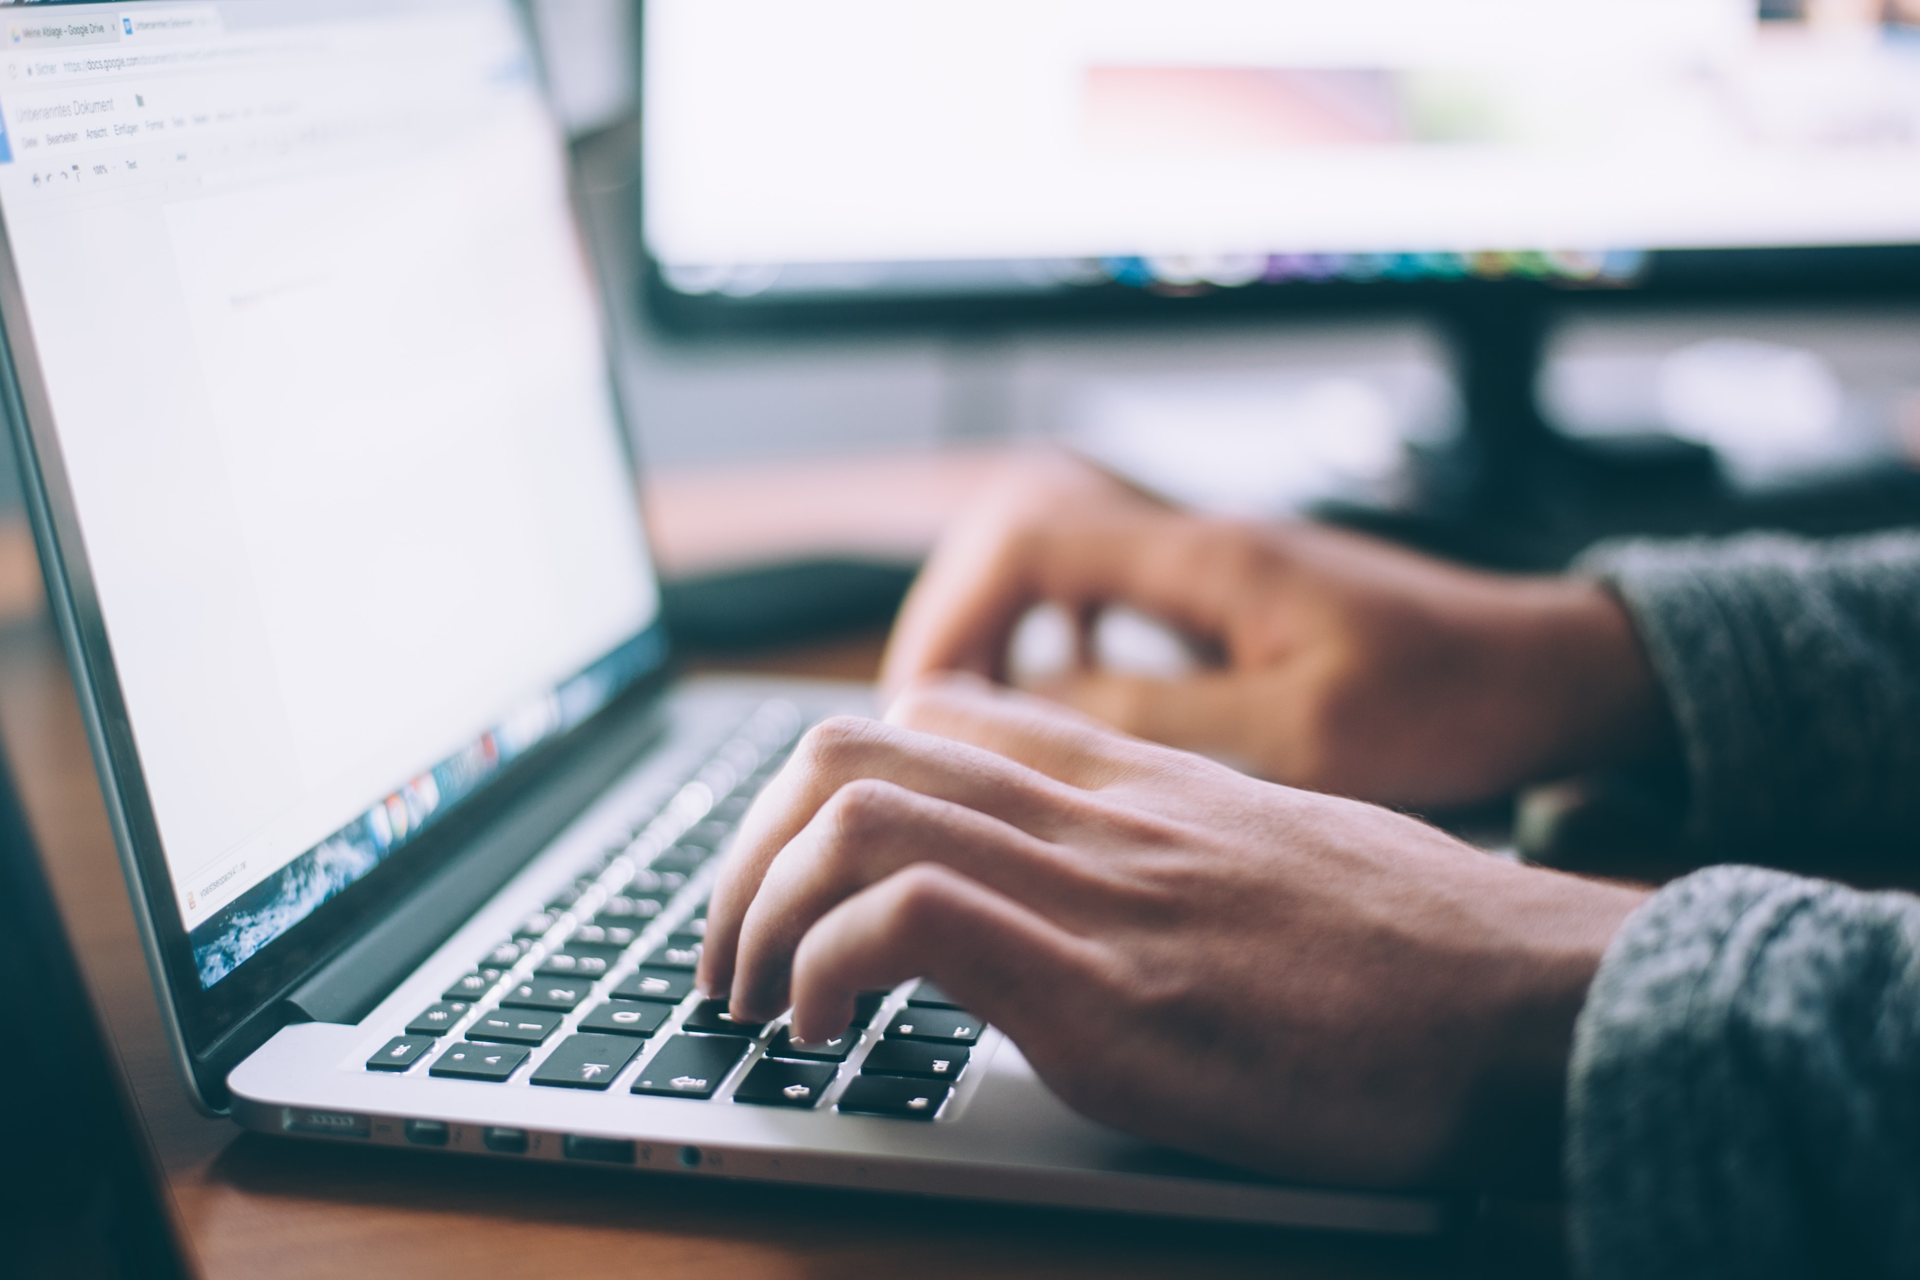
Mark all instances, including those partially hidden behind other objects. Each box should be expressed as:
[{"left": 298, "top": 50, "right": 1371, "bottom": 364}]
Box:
[{"left": 0, "top": 509, "right": 1547, "bottom": 1280}]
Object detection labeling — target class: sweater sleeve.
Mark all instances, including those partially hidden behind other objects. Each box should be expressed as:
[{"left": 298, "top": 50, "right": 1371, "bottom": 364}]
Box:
[
  {"left": 1567, "top": 865, "right": 1920, "bottom": 1280},
  {"left": 1574, "top": 530, "right": 1920, "bottom": 850}
]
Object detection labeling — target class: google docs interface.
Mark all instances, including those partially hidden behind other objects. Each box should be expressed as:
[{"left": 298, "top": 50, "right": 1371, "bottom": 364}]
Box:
[{"left": 0, "top": 1, "right": 660, "bottom": 985}]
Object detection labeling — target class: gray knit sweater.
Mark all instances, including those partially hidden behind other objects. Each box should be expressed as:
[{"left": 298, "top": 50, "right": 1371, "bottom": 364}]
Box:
[{"left": 1568, "top": 531, "right": 1920, "bottom": 1279}]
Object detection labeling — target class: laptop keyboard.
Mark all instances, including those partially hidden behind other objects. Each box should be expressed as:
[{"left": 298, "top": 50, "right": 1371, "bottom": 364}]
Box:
[{"left": 363, "top": 700, "right": 979, "bottom": 1122}]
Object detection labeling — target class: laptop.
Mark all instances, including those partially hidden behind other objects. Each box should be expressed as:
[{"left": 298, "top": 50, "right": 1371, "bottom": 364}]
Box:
[
  {"left": 0, "top": 739, "right": 197, "bottom": 1279},
  {"left": 2, "top": 0, "right": 1439, "bottom": 1234}
]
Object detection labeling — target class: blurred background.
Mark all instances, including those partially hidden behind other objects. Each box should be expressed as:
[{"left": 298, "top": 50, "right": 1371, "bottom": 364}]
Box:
[{"left": 9, "top": 0, "right": 1920, "bottom": 654}]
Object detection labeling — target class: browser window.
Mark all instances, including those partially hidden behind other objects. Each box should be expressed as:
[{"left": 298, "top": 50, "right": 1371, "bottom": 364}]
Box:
[{"left": 0, "top": 1, "right": 660, "bottom": 985}]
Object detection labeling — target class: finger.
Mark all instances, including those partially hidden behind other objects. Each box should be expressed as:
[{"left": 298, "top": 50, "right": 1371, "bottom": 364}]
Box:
[
  {"left": 697, "top": 715, "right": 1082, "bottom": 997},
  {"left": 786, "top": 861, "right": 1087, "bottom": 1047},
  {"left": 886, "top": 672, "right": 1143, "bottom": 790},
  {"left": 880, "top": 473, "right": 1236, "bottom": 699},
  {"left": 880, "top": 455, "right": 1133, "bottom": 693},
  {"left": 726, "top": 778, "right": 1089, "bottom": 1018},
  {"left": 1044, "top": 669, "right": 1289, "bottom": 776}
]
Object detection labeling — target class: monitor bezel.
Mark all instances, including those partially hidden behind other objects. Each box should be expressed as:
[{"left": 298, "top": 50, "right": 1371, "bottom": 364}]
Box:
[
  {"left": 0, "top": 0, "right": 674, "bottom": 1111},
  {"left": 641, "top": 243, "right": 1920, "bottom": 337}
]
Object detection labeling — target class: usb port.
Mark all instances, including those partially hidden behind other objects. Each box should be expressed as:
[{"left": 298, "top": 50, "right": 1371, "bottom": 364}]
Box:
[
  {"left": 563, "top": 1135, "right": 634, "bottom": 1164},
  {"left": 482, "top": 1126, "right": 529, "bottom": 1154},
  {"left": 404, "top": 1119, "right": 448, "bottom": 1147}
]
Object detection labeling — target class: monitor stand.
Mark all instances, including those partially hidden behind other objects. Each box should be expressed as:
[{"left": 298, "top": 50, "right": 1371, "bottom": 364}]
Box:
[{"left": 1325, "top": 291, "right": 1920, "bottom": 571}]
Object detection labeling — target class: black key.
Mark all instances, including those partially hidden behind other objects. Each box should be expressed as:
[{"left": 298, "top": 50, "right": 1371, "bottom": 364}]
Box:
[
  {"left": 569, "top": 922, "right": 638, "bottom": 949},
  {"left": 406, "top": 1001, "right": 471, "bottom": 1037},
  {"left": 886, "top": 1008, "right": 981, "bottom": 1045},
  {"left": 500, "top": 979, "right": 590, "bottom": 1011},
  {"left": 862, "top": 1039, "right": 969, "bottom": 1081},
  {"left": 467, "top": 1008, "right": 564, "bottom": 1045},
  {"left": 642, "top": 935, "right": 703, "bottom": 971},
  {"left": 689, "top": 898, "right": 710, "bottom": 920},
  {"left": 530, "top": 1034, "right": 641, "bottom": 1091},
  {"left": 710, "top": 796, "right": 751, "bottom": 824},
  {"left": 595, "top": 894, "right": 664, "bottom": 923},
  {"left": 481, "top": 940, "right": 527, "bottom": 967},
  {"left": 650, "top": 846, "right": 707, "bottom": 877},
  {"left": 442, "top": 969, "right": 504, "bottom": 1000},
  {"left": 837, "top": 1075, "right": 950, "bottom": 1120},
  {"left": 681, "top": 998, "right": 764, "bottom": 1036},
  {"left": 514, "top": 910, "right": 561, "bottom": 940},
  {"left": 578, "top": 999, "right": 671, "bottom": 1038},
  {"left": 612, "top": 966, "right": 694, "bottom": 1004},
  {"left": 677, "top": 821, "right": 733, "bottom": 851},
  {"left": 765, "top": 1025, "right": 859, "bottom": 1062},
  {"left": 366, "top": 1035, "right": 434, "bottom": 1072},
  {"left": 853, "top": 990, "right": 889, "bottom": 1024},
  {"left": 907, "top": 979, "right": 963, "bottom": 1009},
  {"left": 430, "top": 1042, "right": 529, "bottom": 1082},
  {"left": 537, "top": 947, "right": 618, "bottom": 979},
  {"left": 732, "top": 1058, "right": 835, "bottom": 1109},
  {"left": 544, "top": 880, "right": 591, "bottom": 911},
  {"left": 629, "top": 1035, "right": 750, "bottom": 1099}
]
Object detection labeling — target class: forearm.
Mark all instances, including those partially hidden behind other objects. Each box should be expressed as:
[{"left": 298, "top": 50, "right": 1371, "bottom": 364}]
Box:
[
  {"left": 1576, "top": 530, "right": 1920, "bottom": 849},
  {"left": 1567, "top": 865, "right": 1920, "bottom": 1280}
]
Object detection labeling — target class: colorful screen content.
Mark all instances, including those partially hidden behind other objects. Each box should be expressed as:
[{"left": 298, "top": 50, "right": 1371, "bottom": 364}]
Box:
[
  {"left": 187, "top": 630, "right": 664, "bottom": 987},
  {"left": 0, "top": 1, "right": 664, "bottom": 987},
  {"left": 645, "top": 0, "right": 1920, "bottom": 300}
]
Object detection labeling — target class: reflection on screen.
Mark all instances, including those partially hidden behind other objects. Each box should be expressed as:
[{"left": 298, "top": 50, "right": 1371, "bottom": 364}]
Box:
[
  {"left": 0, "top": 1, "right": 661, "bottom": 984},
  {"left": 644, "top": 0, "right": 1920, "bottom": 297}
]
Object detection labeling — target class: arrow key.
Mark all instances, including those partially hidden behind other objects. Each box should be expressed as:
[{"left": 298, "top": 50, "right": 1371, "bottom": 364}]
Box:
[
  {"left": 732, "top": 1058, "right": 835, "bottom": 1109},
  {"left": 837, "top": 1075, "right": 951, "bottom": 1121},
  {"left": 531, "top": 1034, "right": 641, "bottom": 1091},
  {"left": 630, "top": 1034, "right": 750, "bottom": 1099}
]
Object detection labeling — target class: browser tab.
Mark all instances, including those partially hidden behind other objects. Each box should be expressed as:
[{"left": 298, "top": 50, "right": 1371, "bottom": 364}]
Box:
[
  {"left": 7, "top": 13, "right": 121, "bottom": 49},
  {"left": 121, "top": 8, "right": 223, "bottom": 43}
]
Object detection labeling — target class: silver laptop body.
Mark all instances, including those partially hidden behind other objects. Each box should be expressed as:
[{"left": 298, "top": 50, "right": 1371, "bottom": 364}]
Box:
[{"left": 3, "top": 0, "right": 1440, "bottom": 1234}]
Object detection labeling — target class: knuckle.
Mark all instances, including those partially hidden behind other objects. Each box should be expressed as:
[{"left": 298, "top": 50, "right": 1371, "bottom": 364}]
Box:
[
  {"left": 796, "top": 715, "right": 878, "bottom": 772},
  {"left": 820, "top": 777, "right": 902, "bottom": 844},
  {"left": 881, "top": 863, "right": 960, "bottom": 937}
]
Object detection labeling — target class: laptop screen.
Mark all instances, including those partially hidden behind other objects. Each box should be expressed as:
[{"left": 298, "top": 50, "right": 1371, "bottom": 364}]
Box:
[{"left": 0, "top": 0, "right": 663, "bottom": 988}]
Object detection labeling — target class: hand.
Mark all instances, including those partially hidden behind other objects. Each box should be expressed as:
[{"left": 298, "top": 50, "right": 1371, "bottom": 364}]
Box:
[
  {"left": 698, "top": 676, "right": 1649, "bottom": 1189},
  {"left": 881, "top": 454, "right": 1671, "bottom": 810}
]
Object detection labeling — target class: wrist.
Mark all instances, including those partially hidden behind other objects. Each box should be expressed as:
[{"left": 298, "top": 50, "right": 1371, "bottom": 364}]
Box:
[
  {"left": 1442, "top": 871, "right": 1650, "bottom": 1191},
  {"left": 1504, "top": 577, "right": 1677, "bottom": 782}
]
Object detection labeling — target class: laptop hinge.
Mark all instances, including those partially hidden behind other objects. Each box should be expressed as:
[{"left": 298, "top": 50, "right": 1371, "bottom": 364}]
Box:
[{"left": 283, "top": 695, "right": 669, "bottom": 1026}]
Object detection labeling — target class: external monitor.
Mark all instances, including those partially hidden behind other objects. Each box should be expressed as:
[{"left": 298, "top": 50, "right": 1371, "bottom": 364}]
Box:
[{"left": 642, "top": 0, "right": 1920, "bottom": 325}]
